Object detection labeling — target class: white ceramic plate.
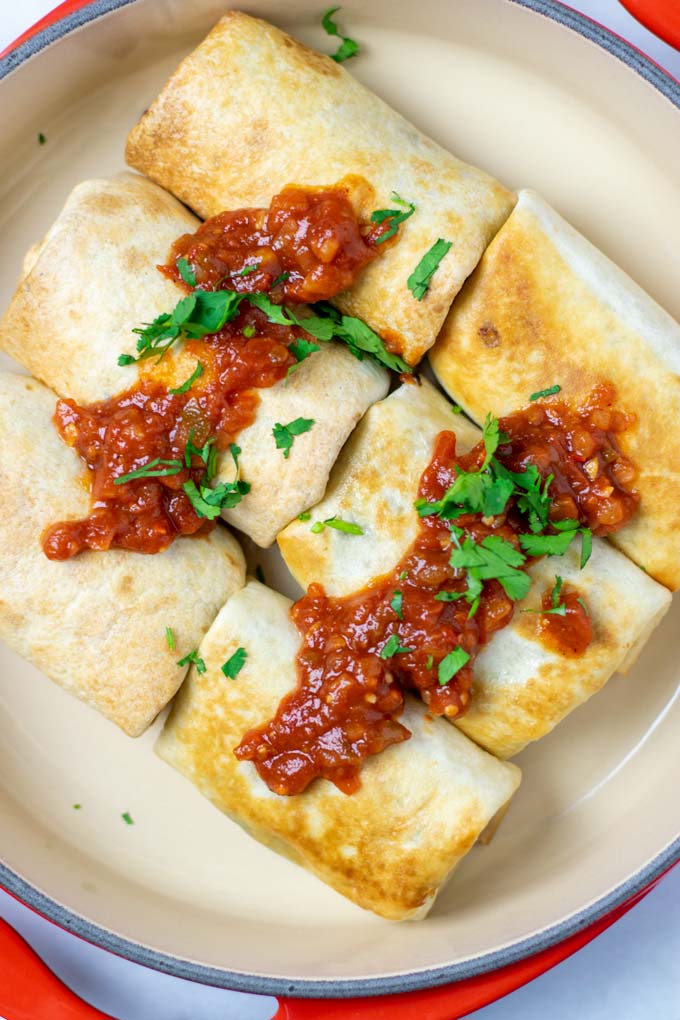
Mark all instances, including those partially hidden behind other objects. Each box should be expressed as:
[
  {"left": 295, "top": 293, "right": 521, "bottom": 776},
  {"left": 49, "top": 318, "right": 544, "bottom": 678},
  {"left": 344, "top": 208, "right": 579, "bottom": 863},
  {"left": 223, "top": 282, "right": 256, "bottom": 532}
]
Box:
[{"left": 0, "top": 0, "right": 679, "bottom": 997}]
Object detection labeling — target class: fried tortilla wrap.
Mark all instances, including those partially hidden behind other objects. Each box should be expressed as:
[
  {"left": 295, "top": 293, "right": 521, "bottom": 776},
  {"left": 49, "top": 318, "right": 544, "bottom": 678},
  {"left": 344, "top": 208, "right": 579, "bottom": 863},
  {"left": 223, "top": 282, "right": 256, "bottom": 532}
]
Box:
[
  {"left": 125, "top": 11, "right": 516, "bottom": 365},
  {"left": 278, "top": 381, "right": 671, "bottom": 758}
]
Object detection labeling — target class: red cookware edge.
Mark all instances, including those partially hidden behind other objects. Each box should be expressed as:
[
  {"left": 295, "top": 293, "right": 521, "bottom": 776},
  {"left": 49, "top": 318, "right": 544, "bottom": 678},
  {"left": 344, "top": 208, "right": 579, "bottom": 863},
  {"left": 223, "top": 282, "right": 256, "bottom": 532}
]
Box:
[
  {"left": 618, "top": 0, "right": 680, "bottom": 52},
  {"left": 0, "top": 867, "right": 674, "bottom": 1020},
  {"left": 0, "top": 1, "right": 677, "bottom": 1017}
]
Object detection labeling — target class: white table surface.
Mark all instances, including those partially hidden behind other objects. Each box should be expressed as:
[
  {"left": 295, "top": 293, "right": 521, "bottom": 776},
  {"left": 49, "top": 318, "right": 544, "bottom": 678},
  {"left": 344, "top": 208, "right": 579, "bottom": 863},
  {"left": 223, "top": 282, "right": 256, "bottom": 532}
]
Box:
[{"left": 1, "top": 2, "right": 679, "bottom": 1018}]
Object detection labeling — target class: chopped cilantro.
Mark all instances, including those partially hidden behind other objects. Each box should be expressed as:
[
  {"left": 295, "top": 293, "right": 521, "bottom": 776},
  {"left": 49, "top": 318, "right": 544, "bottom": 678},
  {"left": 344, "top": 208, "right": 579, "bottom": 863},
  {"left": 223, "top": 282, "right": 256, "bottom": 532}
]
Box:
[
  {"left": 73, "top": 803, "right": 81, "bottom": 810},
  {"left": 438, "top": 646, "right": 470, "bottom": 685},
  {"left": 243, "top": 324, "right": 256, "bottom": 338},
  {"left": 114, "top": 458, "right": 182, "bottom": 485},
  {"left": 169, "top": 360, "right": 203, "bottom": 395},
  {"left": 183, "top": 439, "right": 249, "bottom": 518},
  {"left": 530, "top": 384, "right": 561, "bottom": 402},
  {"left": 321, "top": 6, "right": 359, "bottom": 62},
  {"left": 450, "top": 534, "right": 530, "bottom": 602},
  {"left": 580, "top": 528, "right": 593, "bottom": 568},
  {"left": 521, "top": 577, "right": 567, "bottom": 616},
  {"left": 380, "top": 634, "right": 413, "bottom": 658},
  {"left": 236, "top": 263, "right": 259, "bottom": 276},
  {"left": 434, "top": 590, "right": 464, "bottom": 602},
  {"left": 399, "top": 570, "right": 409, "bottom": 580},
  {"left": 551, "top": 575, "right": 563, "bottom": 608},
  {"left": 481, "top": 414, "right": 508, "bottom": 468},
  {"left": 426, "top": 655, "right": 434, "bottom": 670},
  {"left": 390, "top": 590, "right": 403, "bottom": 619},
  {"left": 176, "top": 257, "right": 196, "bottom": 287},
  {"left": 165, "top": 626, "right": 175, "bottom": 651},
  {"left": 121, "top": 812, "right": 134, "bottom": 825},
  {"left": 289, "top": 337, "right": 321, "bottom": 366},
  {"left": 407, "top": 239, "right": 452, "bottom": 300},
  {"left": 38, "top": 132, "right": 46, "bottom": 145},
  {"left": 221, "top": 647, "right": 247, "bottom": 679},
  {"left": 126, "top": 289, "right": 245, "bottom": 364},
  {"left": 310, "top": 516, "right": 364, "bottom": 535},
  {"left": 177, "top": 649, "right": 206, "bottom": 674},
  {"left": 272, "top": 272, "right": 290, "bottom": 287},
  {"left": 519, "top": 529, "right": 577, "bottom": 558},
  {"left": 451, "top": 404, "right": 463, "bottom": 414},
  {"left": 371, "top": 192, "right": 416, "bottom": 245},
  {"left": 577, "top": 596, "right": 590, "bottom": 616},
  {"left": 273, "top": 417, "right": 315, "bottom": 459},
  {"left": 298, "top": 511, "right": 311, "bottom": 521}
]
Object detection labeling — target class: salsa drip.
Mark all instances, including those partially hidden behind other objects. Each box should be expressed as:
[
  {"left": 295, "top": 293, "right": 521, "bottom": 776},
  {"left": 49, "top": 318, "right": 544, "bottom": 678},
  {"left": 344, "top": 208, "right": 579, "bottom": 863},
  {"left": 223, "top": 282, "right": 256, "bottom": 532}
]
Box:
[
  {"left": 164, "top": 184, "right": 385, "bottom": 304},
  {"left": 235, "top": 385, "right": 636, "bottom": 796},
  {"left": 42, "top": 186, "right": 384, "bottom": 560}
]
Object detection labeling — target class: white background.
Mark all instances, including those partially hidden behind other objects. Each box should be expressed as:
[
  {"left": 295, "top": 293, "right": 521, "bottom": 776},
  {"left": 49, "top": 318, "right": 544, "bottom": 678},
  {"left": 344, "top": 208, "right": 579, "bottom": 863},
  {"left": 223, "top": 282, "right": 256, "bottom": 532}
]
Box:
[{"left": 1, "top": 2, "right": 679, "bottom": 1018}]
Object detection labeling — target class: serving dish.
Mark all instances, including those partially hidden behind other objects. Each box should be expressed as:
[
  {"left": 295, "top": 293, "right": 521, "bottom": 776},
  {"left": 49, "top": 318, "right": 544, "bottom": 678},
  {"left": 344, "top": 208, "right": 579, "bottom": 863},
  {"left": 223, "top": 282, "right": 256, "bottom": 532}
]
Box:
[{"left": 0, "top": 0, "right": 679, "bottom": 1005}]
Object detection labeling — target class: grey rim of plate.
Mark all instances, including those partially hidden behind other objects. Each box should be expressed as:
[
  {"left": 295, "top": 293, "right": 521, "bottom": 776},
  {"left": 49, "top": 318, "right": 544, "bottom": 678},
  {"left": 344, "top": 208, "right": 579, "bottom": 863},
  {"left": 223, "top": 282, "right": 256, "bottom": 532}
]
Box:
[{"left": 0, "top": 0, "right": 679, "bottom": 998}]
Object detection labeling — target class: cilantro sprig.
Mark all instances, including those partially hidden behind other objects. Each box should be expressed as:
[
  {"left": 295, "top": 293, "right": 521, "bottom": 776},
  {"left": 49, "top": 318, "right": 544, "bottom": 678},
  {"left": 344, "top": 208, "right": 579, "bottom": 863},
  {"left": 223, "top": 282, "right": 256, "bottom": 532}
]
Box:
[
  {"left": 321, "top": 6, "right": 359, "bottom": 63},
  {"left": 371, "top": 193, "right": 416, "bottom": 245},
  {"left": 310, "top": 516, "right": 364, "bottom": 535},
  {"left": 114, "top": 458, "right": 183, "bottom": 485},
  {"left": 177, "top": 649, "right": 206, "bottom": 674},
  {"left": 407, "top": 238, "right": 452, "bottom": 300},
  {"left": 183, "top": 439, "right": 250, "bottom": 519},
  {"left": 273, "top": 417, "right": 315, "bottom": 459}
]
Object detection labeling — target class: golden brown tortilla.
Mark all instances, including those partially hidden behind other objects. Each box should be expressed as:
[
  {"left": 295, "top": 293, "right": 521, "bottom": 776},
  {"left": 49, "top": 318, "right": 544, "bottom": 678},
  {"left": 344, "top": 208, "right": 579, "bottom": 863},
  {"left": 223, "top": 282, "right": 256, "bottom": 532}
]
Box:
[
  {"left": 156, "top": 579, "right": 521, "bottom": 920},
  {"left": 429, "top": 189, "right": 680, "bottom": 590},
  {"left": 278, "top": 381, "right": 671, "bottom": 757},
  {"left": 0, "top": 173, "right": 388, "bottom": 547},
  {"left": 0, "top": 371, "right": 245, "bottom": 737},
  {"left": 125, "top": 11, "right": 516, "bottom": 365}
]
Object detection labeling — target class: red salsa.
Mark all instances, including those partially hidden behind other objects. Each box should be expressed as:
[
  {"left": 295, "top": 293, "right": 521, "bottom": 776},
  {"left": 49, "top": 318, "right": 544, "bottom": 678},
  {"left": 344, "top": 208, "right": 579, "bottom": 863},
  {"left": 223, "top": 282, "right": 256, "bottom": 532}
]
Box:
[
  {"left": 42, "top": 186, "right": 386, "bottom": 560},
  {"left": 235, "top": 385, "right": 638, "bottom": 796}
]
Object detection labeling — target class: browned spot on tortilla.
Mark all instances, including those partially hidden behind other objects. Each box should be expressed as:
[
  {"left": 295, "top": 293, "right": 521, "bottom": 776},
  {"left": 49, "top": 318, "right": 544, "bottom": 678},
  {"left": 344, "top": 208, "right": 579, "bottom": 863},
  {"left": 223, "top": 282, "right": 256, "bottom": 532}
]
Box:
[{"left": 478, "top": 322, "right": 500, "bottom": 347}]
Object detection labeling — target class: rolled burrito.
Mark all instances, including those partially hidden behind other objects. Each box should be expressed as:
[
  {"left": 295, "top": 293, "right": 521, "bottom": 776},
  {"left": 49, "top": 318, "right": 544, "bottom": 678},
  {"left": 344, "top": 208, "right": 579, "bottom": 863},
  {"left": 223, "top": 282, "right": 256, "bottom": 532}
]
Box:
[
  {"left": 0, "top": 372, "right": 245, "bottom": 737},
  {"left": 429, "top": 189, "right": 680, "bottom": 590},
  {"left": 278, "top": 381, "right": 671, "bottom": 758},
  {"left": 155, "top": 579, "right": 521, "bottom": 920},
  {"left": 0, "top": 173, "right": 388, "bottom": 547},
  {"left": 125, "top": 11, "right": 516, "bottom": 366}
]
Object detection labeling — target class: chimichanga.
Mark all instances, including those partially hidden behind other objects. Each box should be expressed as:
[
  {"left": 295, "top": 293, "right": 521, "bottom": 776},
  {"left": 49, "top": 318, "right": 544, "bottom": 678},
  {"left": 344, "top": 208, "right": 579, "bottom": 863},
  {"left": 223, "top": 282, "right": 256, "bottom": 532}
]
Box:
[
  {"left": 0, "top": 173, "right": 388, "bottom": 547},
  {"left": 429, "top": 189, "right": 680, "bottom": 589},
  {"left": 125, "top": 11, "right": 516, "bottom": 366},
  {"left": 155, "top": 579, "right": 521, "bottom": 920},
  {"left": 0, "top": 372, "right": 245, "bottom": 736},
  {"left": 278, "top": 381, "right": 671, "bottom": 758}
]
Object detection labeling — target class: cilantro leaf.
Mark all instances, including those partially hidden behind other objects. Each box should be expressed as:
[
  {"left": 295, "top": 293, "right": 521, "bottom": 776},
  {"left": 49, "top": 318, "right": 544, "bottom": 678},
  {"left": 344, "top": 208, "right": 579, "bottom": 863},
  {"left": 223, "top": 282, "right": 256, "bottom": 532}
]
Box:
[
  {"left": 169, "top": 360, "right": 203, "bottom": 395},
  {"left": 370, "top": 192, "right": 416, "bottom": 245},
  {"left": 530, "top": 384, "right": 561, "bottom": 402},
  {"left": 481, "top": 414, "right": 508, "bottom": 468},
  {"left": 310, "top": 516, "right": 364, "bottom": 535},
  {"left": 580, "top": 528, "right": 593, "bottom": 568},
  {"left": 113, "top": 458, "right": 183, "bottom": 485},
  {"left": 551, "top": 575, "right": 563, "bottom": 608},
  {"left": 289, "top": 337, "right": 321, "bottom": 365},
  {"left": 450, "top": 534, "right": 530, "bottom": 602},
  {"left": 177, "top": 649, "right": 206, "bottom": 674},
  {"left": 438, "top": 646, "right": 470, "bottom": 685},
  {"left": 121, "top": 812, "right": 134, "bottom": 825},
  {"left": 321, "top": 6, "right": 359, "bottom": 62},
  {"left": 272, "top": 417, "right": 315, "bottom": 459},
  {"left": 176, "top": 257, "right": 196, "bottom": 288},
  {"left": 380, "top": 634, "right": 413, "bottom": 658},
  {"left": 434, "top": 590, "right": 465, "bottom": 602},
  {"left": 577, "top": 596, "right": 590, "bottom": 616},
  {"left": 407, "top": 238, "right": 452, "bottom": 300},
  {"left": 390, "top": 590, "right": 403, "bottom": 619},
  {"left": 519, "top": 529, "right": 577, "bottom": 558},
  {"left": 165, "top": 626, "right": 175, "bottom": 651},
  {"left": 221, "top": 647, "right": 247, "bottom": 679}
]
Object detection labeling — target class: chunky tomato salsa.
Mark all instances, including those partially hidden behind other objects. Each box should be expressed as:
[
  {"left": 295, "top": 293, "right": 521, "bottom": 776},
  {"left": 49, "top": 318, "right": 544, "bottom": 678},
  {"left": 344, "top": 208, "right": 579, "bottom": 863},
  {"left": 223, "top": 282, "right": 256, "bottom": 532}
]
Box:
[
  {"left": 42, "top": 186, "right": 389, "bottom": 560},
  {"left": 235, "top": 385, "right": 637, "bottom": 795}
]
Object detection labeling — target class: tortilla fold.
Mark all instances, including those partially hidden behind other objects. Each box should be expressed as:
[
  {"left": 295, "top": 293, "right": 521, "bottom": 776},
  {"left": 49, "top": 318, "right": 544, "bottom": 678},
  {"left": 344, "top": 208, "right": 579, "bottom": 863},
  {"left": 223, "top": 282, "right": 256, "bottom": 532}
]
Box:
[
  {"left": 0, "top": 372, "right": 245, "bottom": 737},
  {"left": 278, "top": 381, "right": 671, "bottom": 758},
  {"left": 155, "top": 579, "right": 521, "bottom": 920},
  {"left": 429, "top": 189, "right": 680, "bottom": 590},
  {"left": 0, "top": 173, "right": 388, "bottom": 547},
  {"left": 125, "top": 11, "right": 516, "bottom": 366}
]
